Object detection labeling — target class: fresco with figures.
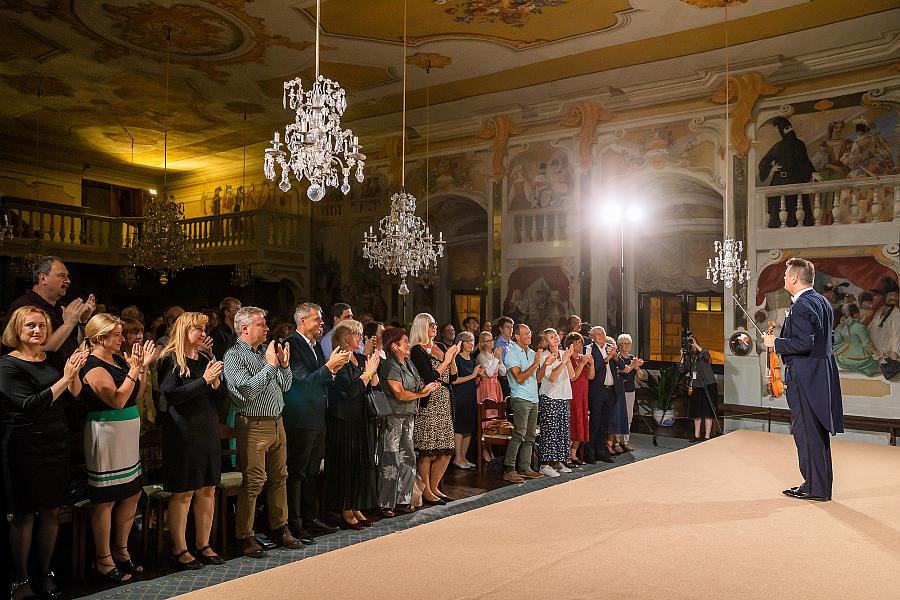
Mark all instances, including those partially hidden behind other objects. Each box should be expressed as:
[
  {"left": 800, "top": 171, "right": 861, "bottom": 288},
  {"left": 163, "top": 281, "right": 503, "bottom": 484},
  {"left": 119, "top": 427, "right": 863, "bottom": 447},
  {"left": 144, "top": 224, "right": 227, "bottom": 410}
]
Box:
[
  {"left": 507, "top": 143, "right": 574, "bottom": 211},
  {"left": 754, "top": 254, "right": 899, "bottom": 380},
  {"left": 755, "top": 92, "right": 899, "bottom": 228},
  {"left": 504, "top": 262, "right": 575, "bottom": 333},
  {"left": 404, "top": 153, "right": 488, "bottom": 204}
]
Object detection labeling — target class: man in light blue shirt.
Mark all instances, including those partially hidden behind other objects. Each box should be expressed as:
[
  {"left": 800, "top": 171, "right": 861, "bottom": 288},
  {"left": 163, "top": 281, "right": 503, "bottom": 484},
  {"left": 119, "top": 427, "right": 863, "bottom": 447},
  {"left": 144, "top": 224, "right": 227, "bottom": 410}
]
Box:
[
  {"left": 502, "top": 323, "right": 545, "bottom": 483},
  {"left": 493, "top": 316, "right": 514, "bottom": 361},
  {"left": 319, "top": 302, "right": 352, "bottom": 356}
]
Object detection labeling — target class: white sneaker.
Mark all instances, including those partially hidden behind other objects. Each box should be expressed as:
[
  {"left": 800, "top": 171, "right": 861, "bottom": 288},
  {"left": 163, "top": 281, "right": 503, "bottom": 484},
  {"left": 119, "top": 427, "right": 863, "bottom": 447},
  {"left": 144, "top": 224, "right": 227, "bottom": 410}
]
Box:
[
  {"left": 465, "top": 461, "right": 476, "bottom": 469},
  {"left": 539, "top": 465, "right": 560, "bottom": 478},
  {"left": 557, "top": 464, "right": 572, "bottom": 473}
]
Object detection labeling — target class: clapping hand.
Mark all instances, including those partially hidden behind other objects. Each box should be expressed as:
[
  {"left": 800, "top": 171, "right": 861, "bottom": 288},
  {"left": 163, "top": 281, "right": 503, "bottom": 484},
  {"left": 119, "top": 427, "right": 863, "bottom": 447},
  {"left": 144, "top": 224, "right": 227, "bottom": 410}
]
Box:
[
  {"left": 275, "top": 342, "right": 290, "bottom": 368},
  {"left": 364, "top": 352, "right": 380, "bottom": 380},
  {"left": 203, "top": 360, "right": 224, "bottom": 388},
  {"left": 81, "top": 294, "right": 97, "bottom": 322},
  {"left": 473, "top": 364, "right": 485, "bottom": 377},
  {"left": 447, "top": 342, "right": 461, "bottom": 359},
  {"left": 63, "top": 350, "right": 89, "bottom": 382},
  {"left": 62, "top": 298, "right": 86, "bottom": 326},
  {"left": 139, "top": 340, "right": 160, "bottom": 368},
  {"left": 326, "top": 348, "right": 352, "bottom": 373},
  {"left": 198, "top": 333, "right": 215, "bottom": 357},
  {"left": 562, "top": 346, "right": 575, "bottom": 361},
  {"left": 265, "top": 341, "right": 279, "bottom": 367},
  {"left": 362, "top": 336, "right": 376, "bottom": 357}
]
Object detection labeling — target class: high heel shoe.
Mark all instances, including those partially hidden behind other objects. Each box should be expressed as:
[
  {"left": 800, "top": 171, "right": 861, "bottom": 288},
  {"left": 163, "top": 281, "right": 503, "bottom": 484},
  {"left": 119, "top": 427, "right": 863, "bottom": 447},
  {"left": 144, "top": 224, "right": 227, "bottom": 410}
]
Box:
[
  {"left": 40, "top": 571, "right": 62, "bottom": 600},
  {"left": 338, "top": 518, "right": 365, "bottom": 531},
  {"left": 112, "top": 546, "right": 143, "bottom": 576},
  {"left": 10, "top": 579, "right": 35, "bottom": 600},
  {"left": 195, "top": 545, "right": 225, "bottom": 566},
  {"left": 170, "top": 549, "right": 202, "bottom": 571},
  {"left": 91, "top": 555, "right": 130, "bottom": 583}
]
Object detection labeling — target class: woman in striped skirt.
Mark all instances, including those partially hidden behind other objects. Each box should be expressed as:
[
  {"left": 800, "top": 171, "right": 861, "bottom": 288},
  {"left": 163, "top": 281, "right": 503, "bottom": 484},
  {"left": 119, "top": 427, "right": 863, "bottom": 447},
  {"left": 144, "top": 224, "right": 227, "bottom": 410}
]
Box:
[{"left": 79, "top": 314, "right": 159, "bottom": 583}]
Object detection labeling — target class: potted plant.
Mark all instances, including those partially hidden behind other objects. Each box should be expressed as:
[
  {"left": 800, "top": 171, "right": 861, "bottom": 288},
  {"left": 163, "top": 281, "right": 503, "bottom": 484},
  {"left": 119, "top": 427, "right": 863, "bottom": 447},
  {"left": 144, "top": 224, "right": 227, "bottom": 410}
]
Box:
[{"left": 642, "top": 364, "right": 682, "bottom": 426}]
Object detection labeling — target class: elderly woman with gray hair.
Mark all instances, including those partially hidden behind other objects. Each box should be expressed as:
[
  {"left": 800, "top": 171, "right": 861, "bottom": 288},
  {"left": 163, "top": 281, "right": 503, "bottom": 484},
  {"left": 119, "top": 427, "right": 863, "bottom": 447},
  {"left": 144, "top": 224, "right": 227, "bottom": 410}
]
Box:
[{"left": 451, "top": 331, "right": 484, "bottom": 470}]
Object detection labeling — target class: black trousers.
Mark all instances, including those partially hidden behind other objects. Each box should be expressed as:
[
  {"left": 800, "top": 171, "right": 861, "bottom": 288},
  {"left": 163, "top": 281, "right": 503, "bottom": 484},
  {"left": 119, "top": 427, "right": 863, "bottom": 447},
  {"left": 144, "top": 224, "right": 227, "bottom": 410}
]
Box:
[
  {"left": 285, "top": 427, "right": 326, "bottom": 532},
  {"left": 786, "top": 383, "right": 833, "bottom": 497},
  {"left": 586, "top": 386, "right": 616, "bottom": 460}
]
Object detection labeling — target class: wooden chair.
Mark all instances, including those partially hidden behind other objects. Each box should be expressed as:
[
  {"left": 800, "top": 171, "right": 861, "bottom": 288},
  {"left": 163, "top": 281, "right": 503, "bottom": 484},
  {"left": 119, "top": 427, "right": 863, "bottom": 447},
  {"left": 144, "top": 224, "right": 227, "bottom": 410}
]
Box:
[
  {"left": 476, "top": 397, "right": 511, "bottom": 473},
  {"left": 212, "top": 423, "right": 242, "bottom": 555},
  {"left": 137, "top": 428, "right": 170, "bottom": 564}
]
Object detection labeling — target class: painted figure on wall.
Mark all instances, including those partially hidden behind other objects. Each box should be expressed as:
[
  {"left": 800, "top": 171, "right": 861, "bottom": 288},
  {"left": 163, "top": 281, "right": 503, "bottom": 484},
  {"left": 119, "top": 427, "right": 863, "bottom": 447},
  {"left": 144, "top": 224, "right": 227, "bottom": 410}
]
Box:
[
  {"left": 758, "top": 117, "right": 820, "bottom": 227},
  {"left": 834, "top": 303, "right": 881, "bottom": 376},
  {"left": 504, "top": 264, "right": 572, "bottom": 332},
  {"left": 868, "top": 279, "right": 900, "bottom": 361},
  {"left": 507, "top": 145, "right": 573, "bottom": 211},
  {"left": 841, "top": 117, "right": 897, "bottom": 178},
  {"left": 812, "top": 120, "right": 850, "bottom": 181}
]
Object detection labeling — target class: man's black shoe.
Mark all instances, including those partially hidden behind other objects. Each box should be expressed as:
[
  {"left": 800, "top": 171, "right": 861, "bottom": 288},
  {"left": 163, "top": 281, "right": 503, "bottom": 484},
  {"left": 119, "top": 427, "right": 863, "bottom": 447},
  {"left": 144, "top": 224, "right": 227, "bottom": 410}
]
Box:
[
  {"left": 597, "top": 454, "right": 614, "bottom": 464},
  {"left": 306, "top": 518, "right": 338, "bottom": 533},
  {"left": 783, "top": 488, "right": 830, "bottom": 501},
  {"left": 296, "top": 532, "right": 315, "bottom": 545}
]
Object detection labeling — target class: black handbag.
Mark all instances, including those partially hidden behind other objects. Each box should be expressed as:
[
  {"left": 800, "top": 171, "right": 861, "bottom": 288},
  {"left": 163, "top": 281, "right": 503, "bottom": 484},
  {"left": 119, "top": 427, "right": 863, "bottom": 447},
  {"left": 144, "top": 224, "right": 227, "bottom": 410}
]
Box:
[{"left": 367, "top": 388, "right": 393, "bottom": 417}]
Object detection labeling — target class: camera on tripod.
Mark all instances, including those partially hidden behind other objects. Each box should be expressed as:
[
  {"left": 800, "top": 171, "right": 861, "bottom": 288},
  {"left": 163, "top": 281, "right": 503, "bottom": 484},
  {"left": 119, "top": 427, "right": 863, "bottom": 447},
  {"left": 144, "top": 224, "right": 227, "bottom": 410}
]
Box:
[{"left": 681, "top": 330, "right": 696, "bottom": 356}]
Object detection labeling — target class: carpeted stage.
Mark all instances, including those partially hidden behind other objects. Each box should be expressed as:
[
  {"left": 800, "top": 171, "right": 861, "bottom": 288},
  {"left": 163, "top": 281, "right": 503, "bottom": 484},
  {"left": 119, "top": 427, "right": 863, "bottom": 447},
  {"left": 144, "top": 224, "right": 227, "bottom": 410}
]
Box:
[{"left": 180, "top": 430, "right": 900, "bottom": 599}]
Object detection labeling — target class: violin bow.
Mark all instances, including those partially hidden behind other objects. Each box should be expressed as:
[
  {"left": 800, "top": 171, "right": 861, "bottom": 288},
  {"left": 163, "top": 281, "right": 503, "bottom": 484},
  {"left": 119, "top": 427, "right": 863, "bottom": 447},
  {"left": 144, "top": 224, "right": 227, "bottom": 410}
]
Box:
[{"left": 731, "top": 294, "right": 766, "bottom": 337}]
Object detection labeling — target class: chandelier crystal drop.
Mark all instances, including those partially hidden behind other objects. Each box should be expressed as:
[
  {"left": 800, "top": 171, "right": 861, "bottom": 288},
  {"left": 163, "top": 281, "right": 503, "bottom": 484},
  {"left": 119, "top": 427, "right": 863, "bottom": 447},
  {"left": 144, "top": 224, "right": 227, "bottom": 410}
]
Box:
[
  {"left": 362, "top": 190, "right": 445, "bottom": 295},
  {"left": 128, "top": 194, "right": 202, "bottom": 284},
  {"left": 263, "top": 0, "right": 364, "bottom": 201}
]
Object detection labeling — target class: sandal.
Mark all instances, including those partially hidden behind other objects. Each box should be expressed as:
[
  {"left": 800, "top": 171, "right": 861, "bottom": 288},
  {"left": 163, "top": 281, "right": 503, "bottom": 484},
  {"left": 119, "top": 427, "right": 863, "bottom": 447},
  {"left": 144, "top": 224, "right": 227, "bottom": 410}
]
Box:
[
  {"left": 112, "top": 546, "right": 143, "bottom": 576},
  {"left": 195, "top": 545, "right": 225, "bottom": 566},
  {"left": 92, "top": 554, "right": 130, "bottom": 583},
  {"left": 41, "top": 571, "right": 62, "bottom": 600},
  {"left": 10, "top": 579, "right": 35, "bottom": 600},
  {"left": 170, "top": 549, "right": 202, "bottom": 571}
]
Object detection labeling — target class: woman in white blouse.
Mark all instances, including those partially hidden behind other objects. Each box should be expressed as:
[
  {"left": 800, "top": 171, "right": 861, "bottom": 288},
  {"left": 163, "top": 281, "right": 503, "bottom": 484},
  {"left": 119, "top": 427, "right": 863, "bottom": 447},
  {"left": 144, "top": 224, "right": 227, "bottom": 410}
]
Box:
[
  {"left": 536, "top": 328, "right": 575, "bottom": 478},
  {"left": 475, "top": 332, "right": 505, "bottom": 463}
]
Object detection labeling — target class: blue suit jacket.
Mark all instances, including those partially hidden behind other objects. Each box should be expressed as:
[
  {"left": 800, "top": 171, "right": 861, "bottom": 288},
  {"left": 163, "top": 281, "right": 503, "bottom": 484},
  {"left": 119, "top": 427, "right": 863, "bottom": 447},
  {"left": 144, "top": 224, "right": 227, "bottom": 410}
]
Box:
[
  {"left": 775, "top": 289, "right": 844, "bottom": 434},
  {"left": 587, "top": 343, "right": 626, "bottom": 398},
  {"left": 282, "top": 332, "right": 334, "bottom": 430}
]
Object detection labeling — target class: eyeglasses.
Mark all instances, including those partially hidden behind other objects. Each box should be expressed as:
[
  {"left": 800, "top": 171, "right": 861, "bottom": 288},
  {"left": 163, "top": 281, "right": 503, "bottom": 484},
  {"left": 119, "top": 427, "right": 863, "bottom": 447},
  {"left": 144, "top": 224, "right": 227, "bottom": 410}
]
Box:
[{"left": 428, "top": 322, "right": 437, "bottom": 327}]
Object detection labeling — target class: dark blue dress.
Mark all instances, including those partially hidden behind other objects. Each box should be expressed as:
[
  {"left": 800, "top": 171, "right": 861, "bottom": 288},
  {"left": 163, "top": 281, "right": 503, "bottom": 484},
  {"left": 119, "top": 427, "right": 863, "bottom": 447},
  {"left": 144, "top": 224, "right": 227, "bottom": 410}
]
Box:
[{"left": 452, "top": 354, "right": 478, "bottom": 435}]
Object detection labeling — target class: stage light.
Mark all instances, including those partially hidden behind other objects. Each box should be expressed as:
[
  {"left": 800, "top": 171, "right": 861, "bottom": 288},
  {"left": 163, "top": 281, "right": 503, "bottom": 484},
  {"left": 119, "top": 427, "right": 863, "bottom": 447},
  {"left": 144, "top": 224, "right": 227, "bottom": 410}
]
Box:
[{"left": 148, "top": 188, "right": 158, "bottom": 196}]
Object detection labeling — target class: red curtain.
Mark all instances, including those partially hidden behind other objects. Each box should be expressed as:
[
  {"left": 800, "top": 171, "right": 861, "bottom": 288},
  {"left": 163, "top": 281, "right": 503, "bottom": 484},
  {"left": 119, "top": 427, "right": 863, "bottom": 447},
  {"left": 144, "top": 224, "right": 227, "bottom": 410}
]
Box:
[{"left": 756, "top": 257, "right": 898, "bottom": 305}]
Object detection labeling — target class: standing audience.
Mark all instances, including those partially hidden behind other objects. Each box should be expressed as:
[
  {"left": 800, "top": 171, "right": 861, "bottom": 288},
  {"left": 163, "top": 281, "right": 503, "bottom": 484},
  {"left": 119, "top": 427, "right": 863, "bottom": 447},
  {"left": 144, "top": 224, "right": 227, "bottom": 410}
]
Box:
[
  {"left": 223, "top": 307, "right": 301, "bottom": 558},
  {"left": 502, "top": 324, "right": 544, "bottom": 483},
  {"left": 586, "top": 326, "right": 622, "bottom": 464},
  {"left": 323, "top": 319, "right": 379, "bottom": 529},
  {"left": 564, "top": 332, "right": 593, "bottom": 465},
  {"left": 1, "top": 307, "right": 88, "bottom": 600},
  {"left": 616, "top": 334, "right": 645, "bottom": 451},
  {"left": 410, "top": 313, "right": 459, "bottom": 504},
  {"left": 157, "top": 312, "right": 228, "bottom": 569},
  {"left": 320, "top": 303, "right": 352, "bottom": 357},
  {"left": 536, "top": 328, "right": 575, "bottom": 478},
  {"left": 451, "top": 331, "right": 483, "bottom": 470}
]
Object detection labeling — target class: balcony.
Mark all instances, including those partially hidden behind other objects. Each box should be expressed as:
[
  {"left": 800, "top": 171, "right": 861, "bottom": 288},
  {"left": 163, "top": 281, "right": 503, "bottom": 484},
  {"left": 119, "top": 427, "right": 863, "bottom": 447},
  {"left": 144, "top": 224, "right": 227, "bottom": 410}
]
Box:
[
  {"left": 753, "top": 175, "right": 900, "bottom": 250},
  {"left": 0, "top": 198, "right": 309, "bottom": 268}
]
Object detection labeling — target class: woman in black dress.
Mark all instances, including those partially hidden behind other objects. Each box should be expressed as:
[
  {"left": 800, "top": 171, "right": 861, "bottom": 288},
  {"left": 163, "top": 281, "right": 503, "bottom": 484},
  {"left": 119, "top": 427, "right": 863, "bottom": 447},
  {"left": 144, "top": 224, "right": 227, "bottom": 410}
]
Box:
[
  {"left": 0, "top": 306, "right": 88, "bottom": 600},
  {"left": 451, "top": 331, "right": 483, "bottom": 470},
  {"left": 80, "top": 313, "right": 159, "bottom": 583},
  {"left": 324, "top": 319, "right": 380, "bottom": 530},
  {"left": 158, "top": 312, "right": 228, "bottom": 569}
]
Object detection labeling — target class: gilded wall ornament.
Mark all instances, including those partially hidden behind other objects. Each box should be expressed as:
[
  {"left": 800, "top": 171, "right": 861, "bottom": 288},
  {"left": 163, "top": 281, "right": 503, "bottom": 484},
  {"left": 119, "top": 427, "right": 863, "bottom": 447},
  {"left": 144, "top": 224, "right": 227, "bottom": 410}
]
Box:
[
  {"left": 476, "top": 115, "right": 524, "bottom": 179},
  {"left": 711, "top": 71, "right": 780, "bottom": 158},
  {"left": 559, "top": 101, "right": 612, "bottom": 167}
]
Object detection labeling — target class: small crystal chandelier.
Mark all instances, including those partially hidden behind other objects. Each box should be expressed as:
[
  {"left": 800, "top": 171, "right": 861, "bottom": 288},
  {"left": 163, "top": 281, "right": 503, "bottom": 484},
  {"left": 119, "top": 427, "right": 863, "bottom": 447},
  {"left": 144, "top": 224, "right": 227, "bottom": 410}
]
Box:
[
  {"left": 13, "top": 233, "right": 44, "bottom": 281},
  {"left": 128, "top": 27, "right": 202, "bottom": 285},
  {"left": 706, "top": 0, "right": 749, "bottom": 290},
  {"left": 230, "top": 262, "right": 253, "bottom": 287},
  {"left": 117, "top": 266, "right": 139, "bottom": 290},
  {"left": 362, "top": 0, "right": 445, "bottom": 295},
  {"left": 0, "top": 194, "right": 13, "bottom": 246},
  {"left": 263, "top": 0, "right": 365, "bottom": 201}
]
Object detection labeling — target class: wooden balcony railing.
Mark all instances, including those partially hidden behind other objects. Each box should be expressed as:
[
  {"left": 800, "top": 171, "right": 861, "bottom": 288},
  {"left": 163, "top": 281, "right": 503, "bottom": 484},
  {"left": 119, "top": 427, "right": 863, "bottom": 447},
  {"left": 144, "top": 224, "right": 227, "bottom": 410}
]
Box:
[{"left": 0, "top": 199, "right": 307, "bottom": 266}]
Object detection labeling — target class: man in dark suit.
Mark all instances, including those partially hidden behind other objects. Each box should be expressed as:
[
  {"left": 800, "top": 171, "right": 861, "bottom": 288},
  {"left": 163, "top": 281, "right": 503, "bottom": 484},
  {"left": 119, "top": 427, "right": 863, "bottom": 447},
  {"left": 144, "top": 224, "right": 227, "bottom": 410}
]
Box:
[
  {"left": 283, "top": 302, "right": 350, "bottom": 541},
  {"left": 585, "top": 326, "right": 626, "bottom": 464},
  {"left": 764, "top": 257, "right": 843, "bottom": 502}
]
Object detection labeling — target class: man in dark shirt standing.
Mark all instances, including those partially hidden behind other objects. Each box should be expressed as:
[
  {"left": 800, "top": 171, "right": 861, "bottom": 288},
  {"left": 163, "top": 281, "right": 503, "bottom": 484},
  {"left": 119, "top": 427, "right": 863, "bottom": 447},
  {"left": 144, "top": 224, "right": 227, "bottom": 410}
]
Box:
[
  {"left": 210, "top": 296, "right": 241, "bottom": 360},
  {"left": 7, "top": 256, "right": 95, "bottom": 358}
]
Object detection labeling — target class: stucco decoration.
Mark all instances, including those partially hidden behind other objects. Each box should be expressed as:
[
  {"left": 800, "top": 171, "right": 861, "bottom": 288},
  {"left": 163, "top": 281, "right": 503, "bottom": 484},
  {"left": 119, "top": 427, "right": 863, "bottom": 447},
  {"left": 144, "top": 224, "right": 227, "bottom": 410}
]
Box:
[
  {"left": 558, "top": 101, "right": 612, "bottom": 167},
  {"left": 477, "top": 115, "right": 524, "bottom": 179},
  {"left": 711, "top": 71, "right": 781, "bottom": 158}
]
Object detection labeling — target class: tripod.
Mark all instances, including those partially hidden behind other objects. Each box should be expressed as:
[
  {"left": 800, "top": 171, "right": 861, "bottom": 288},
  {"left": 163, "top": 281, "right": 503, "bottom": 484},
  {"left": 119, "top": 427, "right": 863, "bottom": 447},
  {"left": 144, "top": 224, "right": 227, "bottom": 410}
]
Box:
[{"left": 650, "top": 348, "right": 721, "bottom": 446}]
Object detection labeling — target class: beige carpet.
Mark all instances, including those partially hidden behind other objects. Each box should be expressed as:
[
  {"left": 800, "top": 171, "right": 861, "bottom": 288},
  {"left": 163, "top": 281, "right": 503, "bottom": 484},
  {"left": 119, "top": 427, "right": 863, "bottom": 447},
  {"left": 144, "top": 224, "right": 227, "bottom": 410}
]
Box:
[{"left": 180, "top": 431, "right": 900, "bottom": 599}]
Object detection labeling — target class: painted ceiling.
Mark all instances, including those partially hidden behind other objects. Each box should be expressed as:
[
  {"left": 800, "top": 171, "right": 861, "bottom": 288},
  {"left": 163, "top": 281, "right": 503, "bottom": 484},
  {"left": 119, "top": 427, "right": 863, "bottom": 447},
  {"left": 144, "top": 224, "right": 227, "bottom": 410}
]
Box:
[{"left": 0, "top": 0, "right": 897, "bottom": 177}]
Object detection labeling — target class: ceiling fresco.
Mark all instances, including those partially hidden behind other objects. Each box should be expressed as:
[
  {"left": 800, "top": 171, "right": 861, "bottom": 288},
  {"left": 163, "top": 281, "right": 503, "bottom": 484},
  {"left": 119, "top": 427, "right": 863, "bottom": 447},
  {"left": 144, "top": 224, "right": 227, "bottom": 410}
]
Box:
[{"left": 0, "top": 0, "right": 896, "bottom": 176}]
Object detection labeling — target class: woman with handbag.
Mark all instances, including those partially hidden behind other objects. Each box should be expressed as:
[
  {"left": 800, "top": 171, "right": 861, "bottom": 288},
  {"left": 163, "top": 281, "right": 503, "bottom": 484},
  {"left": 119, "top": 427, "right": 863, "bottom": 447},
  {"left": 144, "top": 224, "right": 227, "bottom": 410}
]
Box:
[
  {"left": 323, "top": 319, "right": 380, "bottom": 530},
  {"left": 0, "top": 306, "right": 88, "bottom": 600},
  {"left": 377, "top": 327, "right": 440, "bottom": 518}
]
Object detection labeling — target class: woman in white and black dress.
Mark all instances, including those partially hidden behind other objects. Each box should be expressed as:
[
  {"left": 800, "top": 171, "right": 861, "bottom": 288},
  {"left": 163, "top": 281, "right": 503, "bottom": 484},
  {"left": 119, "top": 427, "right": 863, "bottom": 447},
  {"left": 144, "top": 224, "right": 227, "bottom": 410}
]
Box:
[
  {"left": 79, "top": 313, "right": 158, "bottom": 583},
  {"left": 0, "top": 306, "right": 88, "bottom": 600},
  {"left": 157, "top": 312, "right": 228, "bottom": 569}
]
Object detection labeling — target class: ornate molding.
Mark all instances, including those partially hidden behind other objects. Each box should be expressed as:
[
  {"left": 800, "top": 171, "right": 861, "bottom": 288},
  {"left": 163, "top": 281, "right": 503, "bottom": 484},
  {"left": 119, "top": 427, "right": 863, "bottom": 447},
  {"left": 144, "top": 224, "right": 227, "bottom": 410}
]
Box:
[
  {"left": 861, "top": 88, "right": 900, "bottom": 126},
  {"left": 476, "top": 115, "right": 524, "bottom": 179},
  {"left": 558, "top": 101, "right": 612, "bottom": 167},
  {"left": 406, "top": 53, "right": 451, "bottom": 72},
  {"left": 711, "top": 72, "right": 781, "bottom": 158}
]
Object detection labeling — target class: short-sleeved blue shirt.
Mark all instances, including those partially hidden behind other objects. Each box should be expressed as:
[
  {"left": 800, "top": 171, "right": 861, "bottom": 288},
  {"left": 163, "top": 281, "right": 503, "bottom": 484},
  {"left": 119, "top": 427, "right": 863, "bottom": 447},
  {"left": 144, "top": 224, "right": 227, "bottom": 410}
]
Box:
[{"left": 504, "top": 343, "right": 538, "bottom": 402}]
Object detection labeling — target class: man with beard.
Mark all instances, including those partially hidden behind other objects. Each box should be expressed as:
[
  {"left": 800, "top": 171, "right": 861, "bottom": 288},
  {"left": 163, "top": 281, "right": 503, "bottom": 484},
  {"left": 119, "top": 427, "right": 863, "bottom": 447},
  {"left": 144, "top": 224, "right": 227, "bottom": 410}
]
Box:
[
  {"left": 758, "top": 117, "right": 821, "bottom": 227},
  {"left": 868, "top": 281, "right": 900, "bottom": 361}
]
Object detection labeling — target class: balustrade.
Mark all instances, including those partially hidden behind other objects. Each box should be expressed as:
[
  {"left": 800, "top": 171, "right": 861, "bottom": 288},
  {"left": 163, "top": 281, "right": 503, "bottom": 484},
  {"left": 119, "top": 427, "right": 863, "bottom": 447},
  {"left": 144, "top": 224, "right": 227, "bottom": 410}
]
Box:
[{"left": 757, "top": 175, "right": 899, "bottom": 228}]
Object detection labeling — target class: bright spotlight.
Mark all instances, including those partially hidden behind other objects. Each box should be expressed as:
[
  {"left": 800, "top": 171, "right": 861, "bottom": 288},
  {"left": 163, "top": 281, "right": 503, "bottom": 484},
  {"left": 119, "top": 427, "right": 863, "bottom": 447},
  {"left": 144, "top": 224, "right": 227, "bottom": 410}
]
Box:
[{"left": 148, "top": 188, "right": 158, "bottom": 196}]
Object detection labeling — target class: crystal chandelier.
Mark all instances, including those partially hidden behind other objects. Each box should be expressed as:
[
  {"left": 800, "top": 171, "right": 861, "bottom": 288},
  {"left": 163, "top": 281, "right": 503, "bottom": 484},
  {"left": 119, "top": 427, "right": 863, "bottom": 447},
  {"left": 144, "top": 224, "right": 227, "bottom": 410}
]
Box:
[
  {"left": 362, "top": 0, "right": 445, "bottom": 295},
  {"left": 128, "top": 28, "right": 202, "bottom": 285},
  {"left": 263, "top": 0, "right": 365, "bottom": 201},
  {"left": 13, "top": 232, "right": 44, "bottom": 281},
  {"left": 117, "top": 266, "right": 139, "bottom": 290},
  {"left": 0, "top": 194, "right": 13, "bottom": 246},
  {"left": 706, "top": 0, "right": 749, "bottom": 290}
]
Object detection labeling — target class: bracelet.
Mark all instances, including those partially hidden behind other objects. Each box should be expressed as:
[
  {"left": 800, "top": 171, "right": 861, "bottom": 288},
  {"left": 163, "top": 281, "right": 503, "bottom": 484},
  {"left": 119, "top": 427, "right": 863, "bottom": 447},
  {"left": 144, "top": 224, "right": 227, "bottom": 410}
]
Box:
[{"left": 125, "top": 374, "right": 138, "bottom": 383}]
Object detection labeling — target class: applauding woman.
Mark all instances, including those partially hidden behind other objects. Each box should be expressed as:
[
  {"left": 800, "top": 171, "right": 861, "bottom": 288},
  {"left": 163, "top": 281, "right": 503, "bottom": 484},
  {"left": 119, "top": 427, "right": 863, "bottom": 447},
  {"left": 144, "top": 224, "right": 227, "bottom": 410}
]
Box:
[
  {"left": 451, "top": 331, "right": 483, "bottom": 470},
  {"left": 157, "top": 312, "right": 228, "bottom": 569},
  {"left": 1, "top": 306, "right": 88, "bottom": 600},
  {"left": 80, "top": 313, "right": 158, "bottom": 582},
  {"left": 324, "top": 319, "right": 380, "bottom": 530},
  {"left": 536, "top": 328, "right": 575, "bottom": 478}
]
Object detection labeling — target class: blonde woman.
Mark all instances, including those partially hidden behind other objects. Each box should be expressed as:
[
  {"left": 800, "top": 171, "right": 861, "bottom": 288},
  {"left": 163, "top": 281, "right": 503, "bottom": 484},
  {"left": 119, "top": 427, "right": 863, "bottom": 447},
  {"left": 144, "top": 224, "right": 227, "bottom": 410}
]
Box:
[
  {"left": 157, "top": 312, "right": 228, "bottom": 569},
  {"left": 409, "top": 313, "right": 459, "bottom": 504},
  {"left": 79, "top": 313, "right": 158, "bottom": 582},
  {"left": 535, "top": 328, "right": 575, "bottom": 478},
  {"left": 1, "top": 307, "right": 88, "bottom": 600}
]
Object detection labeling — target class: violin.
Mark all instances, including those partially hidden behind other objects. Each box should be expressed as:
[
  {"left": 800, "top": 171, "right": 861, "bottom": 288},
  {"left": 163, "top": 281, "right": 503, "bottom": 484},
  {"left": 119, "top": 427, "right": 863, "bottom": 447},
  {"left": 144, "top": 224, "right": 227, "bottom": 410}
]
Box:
[{"left": 766, "top": 321, "right": 784, "bottom": 397}]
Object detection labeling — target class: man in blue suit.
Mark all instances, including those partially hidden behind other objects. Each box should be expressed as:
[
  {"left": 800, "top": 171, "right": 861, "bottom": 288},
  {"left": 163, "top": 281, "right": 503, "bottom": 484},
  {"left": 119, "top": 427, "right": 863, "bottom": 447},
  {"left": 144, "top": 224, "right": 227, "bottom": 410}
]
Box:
[
  {"left": 585, "top": 326, "right": 626, "bottom": 464},
  {"left": 764, "top": 257, "right": 843, "bottom": 501},
  {"left": 283, "top": 303, "right": 350, "bottom": 540}
]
